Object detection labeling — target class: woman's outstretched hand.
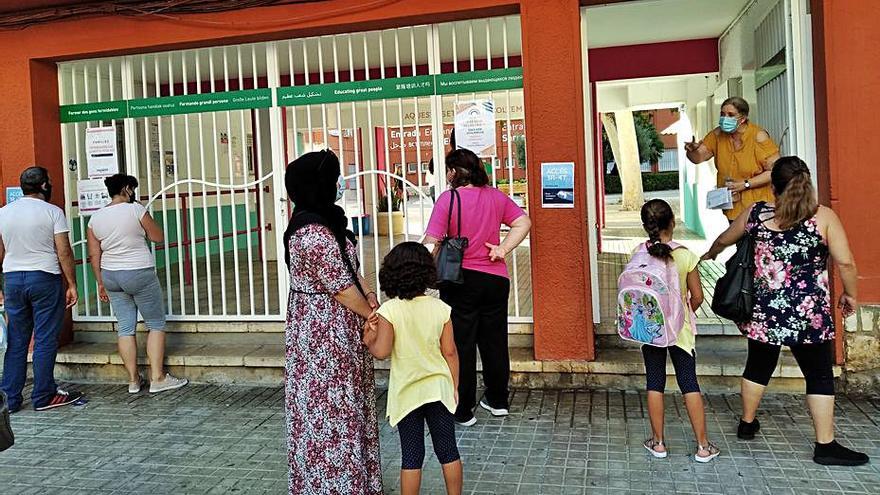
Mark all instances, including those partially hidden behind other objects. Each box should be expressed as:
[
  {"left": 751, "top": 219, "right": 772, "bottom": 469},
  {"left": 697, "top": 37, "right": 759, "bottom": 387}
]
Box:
[
  {"left": 701, "top": 248, "right": 721, "bottom": 261},
  {"left": 684, "top": 136, "right": 702, "bottom": 153}
]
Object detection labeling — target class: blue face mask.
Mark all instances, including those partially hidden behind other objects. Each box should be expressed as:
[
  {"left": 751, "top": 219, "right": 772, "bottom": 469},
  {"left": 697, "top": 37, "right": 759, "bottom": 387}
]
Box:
[
  {"left": 335, "top": 177, "right": 345, "bottom": 202},
  {"left": 719, "top": 116, "right": 740, "bottom": 133}
]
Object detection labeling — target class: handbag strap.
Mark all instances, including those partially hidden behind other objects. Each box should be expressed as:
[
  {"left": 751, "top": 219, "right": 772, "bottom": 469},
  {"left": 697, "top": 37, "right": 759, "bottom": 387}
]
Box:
[
  {"left": 747, "top": 201, "right": 772, "bottom": 233},
  {"left": 447, "top": 188, "right": 463, "bottom": 239}
]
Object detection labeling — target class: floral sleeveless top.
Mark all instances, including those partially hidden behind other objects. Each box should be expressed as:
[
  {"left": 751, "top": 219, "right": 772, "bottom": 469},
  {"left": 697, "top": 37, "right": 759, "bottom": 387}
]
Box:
[{"left": 738, "top": 202, "right": 834, "bottom": 346}]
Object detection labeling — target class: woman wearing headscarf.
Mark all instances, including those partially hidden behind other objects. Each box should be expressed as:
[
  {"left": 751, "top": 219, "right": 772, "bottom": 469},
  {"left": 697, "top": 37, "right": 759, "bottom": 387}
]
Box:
[
  {"left": 282, "top": 150, "right": 383, "bottom": 494},
  {"left": 703, "top": 157, "right": 868, "bottom": 466}
]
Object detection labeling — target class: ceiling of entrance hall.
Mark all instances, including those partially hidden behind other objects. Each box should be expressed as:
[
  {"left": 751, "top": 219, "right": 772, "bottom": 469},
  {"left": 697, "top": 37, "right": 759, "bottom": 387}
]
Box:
[
  {"left": 586, "top": 0, "right": 753, "bottom": 48},
  {"left": 58, "top": 17, "right": 523, "bottom": 87}
]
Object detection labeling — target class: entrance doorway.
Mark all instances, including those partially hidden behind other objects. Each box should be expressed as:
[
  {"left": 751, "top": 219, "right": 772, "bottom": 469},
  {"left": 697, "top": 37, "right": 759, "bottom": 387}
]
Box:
[{"left": 581, "top": 0, "right": 817, "bottom": 336}]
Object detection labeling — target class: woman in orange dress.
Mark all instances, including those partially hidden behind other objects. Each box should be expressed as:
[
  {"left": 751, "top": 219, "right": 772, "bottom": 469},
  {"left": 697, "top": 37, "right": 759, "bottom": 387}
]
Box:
[{"left": 684, "top": 97, "right": 781, "bottom": 221}]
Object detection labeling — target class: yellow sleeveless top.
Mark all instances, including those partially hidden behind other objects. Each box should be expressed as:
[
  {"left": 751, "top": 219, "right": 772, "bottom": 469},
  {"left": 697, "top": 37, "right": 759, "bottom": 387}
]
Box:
[
  {"left": 376, "top": 296, "right": 456, "bottom": 427},
  {"left": 702, "top": 121, "right": 778, "bottom": 219}
]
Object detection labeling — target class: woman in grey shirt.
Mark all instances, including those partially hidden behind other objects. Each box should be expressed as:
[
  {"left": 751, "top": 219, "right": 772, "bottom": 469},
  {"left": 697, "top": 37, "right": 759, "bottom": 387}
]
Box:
[{"left": 87, "top": 174, "right": 187, "bottom": 394}]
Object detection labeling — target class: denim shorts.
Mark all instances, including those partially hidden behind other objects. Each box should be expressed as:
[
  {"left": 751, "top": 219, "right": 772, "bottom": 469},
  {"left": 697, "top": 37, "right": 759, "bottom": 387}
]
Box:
[{"left": 102, "top": 268, "right": 166, "bottom": 337}]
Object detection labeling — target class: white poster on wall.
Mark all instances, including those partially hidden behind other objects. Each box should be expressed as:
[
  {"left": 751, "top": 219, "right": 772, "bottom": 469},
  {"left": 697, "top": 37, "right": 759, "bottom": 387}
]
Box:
[
  {"left": 454, "top": 100, "right": 496, "bottom": 157},
  {"left": 77, "top": 178, "right": 111, "bottom": 216},
  {"left": 85, "top": 126, "right": 119, "bottom": 178}
]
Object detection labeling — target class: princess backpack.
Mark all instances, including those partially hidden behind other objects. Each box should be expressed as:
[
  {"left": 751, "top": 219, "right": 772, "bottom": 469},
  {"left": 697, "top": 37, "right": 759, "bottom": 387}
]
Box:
[{"left": 617, "top": 242, "right": 695, "bottom": 347}]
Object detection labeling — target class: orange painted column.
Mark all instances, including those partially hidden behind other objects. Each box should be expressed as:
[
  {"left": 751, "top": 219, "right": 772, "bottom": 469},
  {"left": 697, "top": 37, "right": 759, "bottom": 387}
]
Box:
[
  {"left": 812, "top": 0, "right": 880, "bottom": 363},
  {"left": 520, "top": 0, "right": 593, "bottom": 360},
  {"left": 0, "top": 58, "right": 72, "bottom": 344},
  {"left": 812, "top": 0, "right": 880, "bottom": 304}
]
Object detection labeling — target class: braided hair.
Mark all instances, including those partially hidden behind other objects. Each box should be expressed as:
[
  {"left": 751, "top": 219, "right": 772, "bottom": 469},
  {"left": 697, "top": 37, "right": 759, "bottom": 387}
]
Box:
[{"left": 640, "top": 199, "right": 675, "bottom": 259}]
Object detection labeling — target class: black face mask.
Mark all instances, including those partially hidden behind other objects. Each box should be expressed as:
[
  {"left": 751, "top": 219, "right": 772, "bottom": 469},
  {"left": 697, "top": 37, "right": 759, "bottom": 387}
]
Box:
[{"left": 42, "top": 184, "right": 53, "bottom": 202}]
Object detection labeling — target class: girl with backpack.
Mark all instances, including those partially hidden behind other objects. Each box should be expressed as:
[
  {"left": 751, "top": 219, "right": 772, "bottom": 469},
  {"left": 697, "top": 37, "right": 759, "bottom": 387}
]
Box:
[
  {"left": 363, "top": 242, "right": 463, "bottom": 495},
  {"left": 619, "top": 199, "right": 720, "bottom": 462}
]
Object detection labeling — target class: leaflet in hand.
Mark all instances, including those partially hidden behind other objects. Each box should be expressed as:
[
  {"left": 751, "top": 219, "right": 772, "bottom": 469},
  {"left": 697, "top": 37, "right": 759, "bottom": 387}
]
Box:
[{"left": 706, "top": 187, "right": 734, "bottom": 210}]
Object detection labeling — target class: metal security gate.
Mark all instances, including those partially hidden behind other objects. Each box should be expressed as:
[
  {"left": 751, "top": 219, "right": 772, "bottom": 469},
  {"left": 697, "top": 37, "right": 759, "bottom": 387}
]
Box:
[{"left": 58, "top": 15, "right": 531, "bottom": 323}]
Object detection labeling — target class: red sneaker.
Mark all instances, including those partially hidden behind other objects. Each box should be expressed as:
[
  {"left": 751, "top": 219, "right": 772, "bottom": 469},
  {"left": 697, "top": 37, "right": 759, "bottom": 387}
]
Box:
[{"left": 34, "top": 389, "right": 83, "bottom": 411}]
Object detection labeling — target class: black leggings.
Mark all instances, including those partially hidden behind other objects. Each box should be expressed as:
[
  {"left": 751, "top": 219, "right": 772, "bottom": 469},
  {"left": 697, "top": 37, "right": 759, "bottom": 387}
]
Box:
[
  {"left": 397, "top": 402, "right": 460, "bottom": 470},
  {"left": 642, "top": 345, "right": 701, "bottom": 394},
  {"left": 743, "top": 339, "right": 835, "bottom": 395}
]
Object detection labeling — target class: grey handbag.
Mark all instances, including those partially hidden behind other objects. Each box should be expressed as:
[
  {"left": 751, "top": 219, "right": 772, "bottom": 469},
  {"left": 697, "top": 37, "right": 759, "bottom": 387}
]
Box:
[
  {"left": 0, "top": 390, "right": 14, "bottom": 452},
  {"left": 436, "top": 188, "right": 469, "bottom": 285}
]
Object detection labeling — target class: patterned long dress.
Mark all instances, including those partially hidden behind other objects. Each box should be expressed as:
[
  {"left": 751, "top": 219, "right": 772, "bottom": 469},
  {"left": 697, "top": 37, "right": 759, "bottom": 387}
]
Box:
[
  {"left": 738, "top": 203, "right": 834, "bottom": 346},
  {"left": 284, "top": 224, "right": 382, "bottom": 494}
]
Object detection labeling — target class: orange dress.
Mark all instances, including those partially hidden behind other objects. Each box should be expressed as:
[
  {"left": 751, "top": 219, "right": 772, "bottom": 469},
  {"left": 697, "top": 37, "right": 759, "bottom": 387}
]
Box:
[{"left": 702, "top": 121, "right": 779, "bottom": 220}]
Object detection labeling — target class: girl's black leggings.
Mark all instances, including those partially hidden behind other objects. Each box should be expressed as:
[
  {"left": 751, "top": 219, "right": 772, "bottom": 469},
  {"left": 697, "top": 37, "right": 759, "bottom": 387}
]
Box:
[
  {"left": 397, "top": 401, "right": 460, "bottom": 470},
  {"left": 642, "top": 344, "right": 701, "bottom": 394},
  {"left": 742, "top": 338, "right": 835, "bottom": 395}
]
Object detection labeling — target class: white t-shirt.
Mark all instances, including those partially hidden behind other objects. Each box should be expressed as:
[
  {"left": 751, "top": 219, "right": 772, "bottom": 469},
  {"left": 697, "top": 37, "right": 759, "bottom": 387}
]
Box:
[
  {"left": 88, "top": 202, "right": 155, "bottom": 271},
  {"left": 0, "top": 197, "right": 70, "bottom": 275}
]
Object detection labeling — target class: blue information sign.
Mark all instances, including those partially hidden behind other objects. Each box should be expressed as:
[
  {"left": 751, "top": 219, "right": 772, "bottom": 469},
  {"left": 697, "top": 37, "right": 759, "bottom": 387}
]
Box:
[
  {"left": 541, "top": 162, "right": 575, "bottom": 208},
  {"left": 5, "top": 187, "right": 23, "bottom": 205}
]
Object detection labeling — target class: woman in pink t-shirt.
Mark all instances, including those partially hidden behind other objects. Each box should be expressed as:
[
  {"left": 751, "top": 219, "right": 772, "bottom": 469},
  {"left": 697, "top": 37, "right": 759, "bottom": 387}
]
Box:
[{"left": 424, "top": 149, "right": 531, "bottom": 426}]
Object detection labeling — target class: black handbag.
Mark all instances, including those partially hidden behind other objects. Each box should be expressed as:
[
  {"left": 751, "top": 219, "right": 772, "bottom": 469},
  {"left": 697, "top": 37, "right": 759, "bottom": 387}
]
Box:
[
  {"left": 436, "top": 188, "right": 469, "bottom": 285},
  {"left": 0, "top": 391, "right": 14, "bottom": 452},
  {"left": 711, "top": 204, "right": 765, "bottom": 323}
]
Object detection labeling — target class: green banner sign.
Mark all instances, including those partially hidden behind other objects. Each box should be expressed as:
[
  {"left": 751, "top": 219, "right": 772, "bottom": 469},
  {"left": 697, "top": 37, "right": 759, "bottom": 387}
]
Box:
[
  {"left": 60, "top": 101, "right": 128, "bottom": 123},
  {"left": 128, "top": 88, "right": 272, "bottom": 118},
  {"left": 434, "top": 67, "right": 524, "bottom": 95},
  {"left": 277, "top": 75, "right": 435, "bottom": 106},
  {"left": 59, "top": 69, "right": 525, "bottom": 121}
]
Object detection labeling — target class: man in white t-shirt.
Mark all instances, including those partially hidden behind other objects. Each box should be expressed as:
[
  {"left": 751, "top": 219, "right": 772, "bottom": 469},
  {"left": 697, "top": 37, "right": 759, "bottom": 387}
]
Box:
[{"left": 0, "top": 166, "right": 82, "bottom": 412}]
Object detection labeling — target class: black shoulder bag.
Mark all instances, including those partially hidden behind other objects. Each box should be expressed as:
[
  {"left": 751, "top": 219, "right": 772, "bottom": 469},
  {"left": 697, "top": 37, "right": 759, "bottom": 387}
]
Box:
[
  {"left": 711, "top": 203, "right": 766, "bottom": 323},
  {"left": 0, "top": 391, "right": 14, "bottom": 452},
  {"left": 436, "top": 188, "right": 469, "bottom": 285}
]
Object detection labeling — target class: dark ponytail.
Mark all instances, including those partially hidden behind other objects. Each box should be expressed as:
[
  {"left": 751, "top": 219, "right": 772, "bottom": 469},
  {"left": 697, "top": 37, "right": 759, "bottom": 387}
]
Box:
[
  {"left": 640, "top": 199, "right": 674, "bottom": 260},
  {"left": 772, "top": 156, "right": 817, "bottom": 230}
]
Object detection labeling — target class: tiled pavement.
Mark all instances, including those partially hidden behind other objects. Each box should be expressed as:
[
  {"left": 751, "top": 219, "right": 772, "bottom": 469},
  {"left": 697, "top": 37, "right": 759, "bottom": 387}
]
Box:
[{"left": 1, "top": 383, "right": 879, "bottom": 494}]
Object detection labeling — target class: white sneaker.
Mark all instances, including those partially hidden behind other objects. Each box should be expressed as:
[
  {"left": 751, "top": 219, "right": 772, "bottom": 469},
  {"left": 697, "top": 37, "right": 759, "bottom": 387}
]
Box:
[
  {"left": 128, "top": 379, "right": 143, "bottom": 394},
  {"left": 479, "top": 400, "right": 509, "bottom": 417},
  {"left": 149, "top": 374, "right": 189, "bottom": 394},
  {"left": 455, "top": 416, "right": 477, "bottom": 427}
]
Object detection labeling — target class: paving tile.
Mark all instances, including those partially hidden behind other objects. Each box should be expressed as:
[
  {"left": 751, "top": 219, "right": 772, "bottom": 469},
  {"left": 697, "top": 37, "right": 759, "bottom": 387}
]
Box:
[{"left": 1, "top": 382, "right": 878, "bottom": 493}]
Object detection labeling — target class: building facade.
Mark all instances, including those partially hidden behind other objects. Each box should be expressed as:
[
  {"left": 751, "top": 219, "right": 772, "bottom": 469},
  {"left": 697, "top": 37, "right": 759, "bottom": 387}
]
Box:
[{"left": 0, "top": 0, "right": 877, "bottom": 391}]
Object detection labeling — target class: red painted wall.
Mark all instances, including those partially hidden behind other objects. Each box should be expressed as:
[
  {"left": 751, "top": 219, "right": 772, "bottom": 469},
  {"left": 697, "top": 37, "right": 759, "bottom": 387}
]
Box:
[{"left": 588, "top": 38, "right": 719, "bottom": 82}]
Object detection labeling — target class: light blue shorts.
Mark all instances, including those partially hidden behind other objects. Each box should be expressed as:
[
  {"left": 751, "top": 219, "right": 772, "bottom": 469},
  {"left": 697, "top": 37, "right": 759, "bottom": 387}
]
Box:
[{"left": 102, "top": 268, "right": 166, "bottom": 337}]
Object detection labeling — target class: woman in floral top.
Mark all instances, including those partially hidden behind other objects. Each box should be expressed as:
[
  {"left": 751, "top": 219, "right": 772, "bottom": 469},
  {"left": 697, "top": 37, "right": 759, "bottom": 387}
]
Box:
[
  {"left": 282, "top": 150, "right": 383, "bottom": 493},
  {"left": 704, "top": 156, "right": 868, "bottom": 466}
]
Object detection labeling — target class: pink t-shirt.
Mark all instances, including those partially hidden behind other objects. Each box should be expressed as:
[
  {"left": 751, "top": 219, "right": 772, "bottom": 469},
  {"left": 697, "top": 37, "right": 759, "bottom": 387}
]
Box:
[{"left": 426, "top": 186, "right": 526, "bottom": 279}]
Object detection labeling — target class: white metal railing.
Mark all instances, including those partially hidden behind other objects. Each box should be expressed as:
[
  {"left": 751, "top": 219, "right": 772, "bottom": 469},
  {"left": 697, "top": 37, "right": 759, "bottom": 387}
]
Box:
[{"left": 57, "top": 15, "right": 532, "bottom": 323}]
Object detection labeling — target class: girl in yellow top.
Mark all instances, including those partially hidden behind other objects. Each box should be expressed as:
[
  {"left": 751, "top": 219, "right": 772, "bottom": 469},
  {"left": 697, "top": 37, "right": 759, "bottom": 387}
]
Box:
[
  {"left": 638, "top": 199, "right": 720, "bottom": 463},
  {"left": 363, "top": 242, "right": 462, "bottom": 495},
  {"left": 685, "top": 97, "right": 781, "bottom": 220}
]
